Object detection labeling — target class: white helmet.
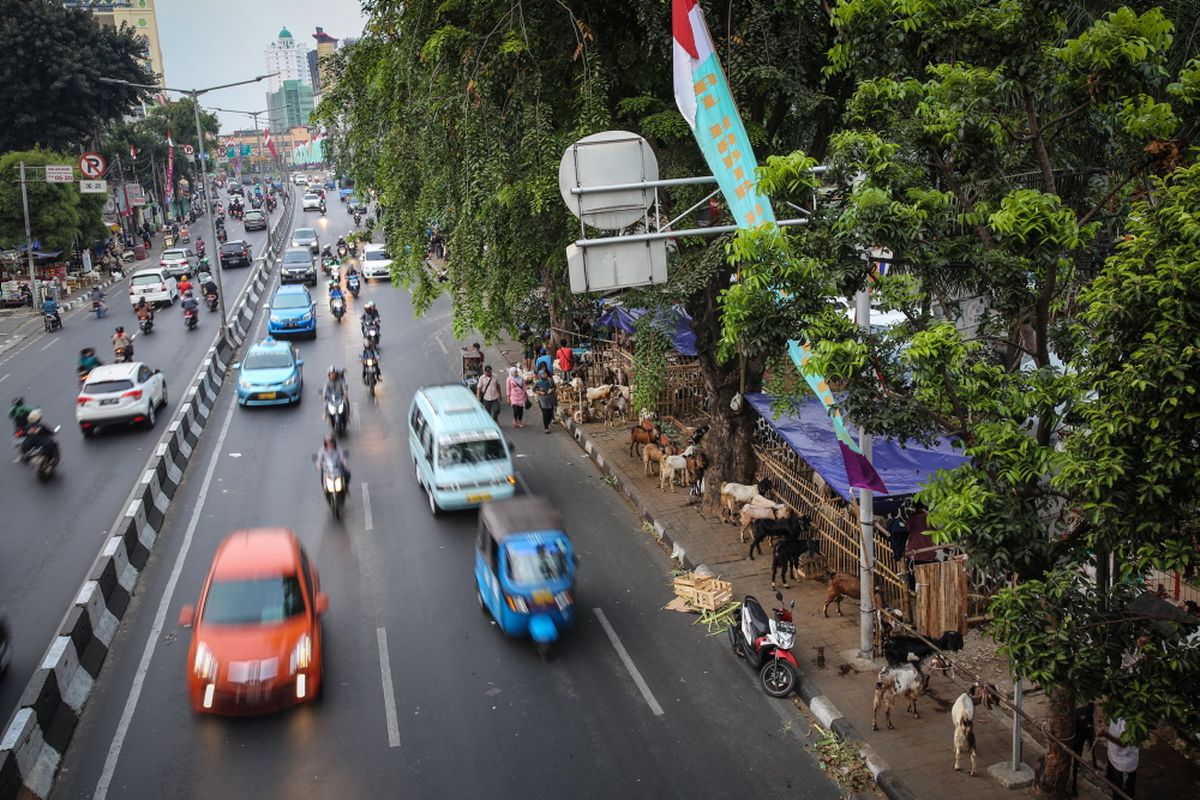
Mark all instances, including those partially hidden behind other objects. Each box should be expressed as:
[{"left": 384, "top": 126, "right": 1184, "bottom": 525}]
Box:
[{"left": 27, "top": 408, "right": 43, "bottom": 424}]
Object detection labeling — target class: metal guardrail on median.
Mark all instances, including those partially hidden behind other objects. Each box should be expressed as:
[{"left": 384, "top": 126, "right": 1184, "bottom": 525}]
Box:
[{"left": 0, "top": 187, "right": 294, "bottom": 800}]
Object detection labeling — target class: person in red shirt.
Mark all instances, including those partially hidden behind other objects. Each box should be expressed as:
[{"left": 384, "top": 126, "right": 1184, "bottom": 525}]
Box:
[
  {"left": 177, "top": 276, "right": 192, "bottom": 295},
  {"left": 555, "top": 338, "right": 574, "bottom": 377}
]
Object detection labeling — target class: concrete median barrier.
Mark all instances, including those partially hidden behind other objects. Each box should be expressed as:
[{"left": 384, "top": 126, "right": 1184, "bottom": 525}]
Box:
[{"left": 0, "top": 192, "right": 294, "bottom": 800}]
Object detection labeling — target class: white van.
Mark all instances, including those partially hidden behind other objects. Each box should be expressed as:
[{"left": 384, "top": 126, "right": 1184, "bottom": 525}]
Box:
[
  {"left": 128, "top": 267, "right": 179, "bottom": 307},
  {"left": 408, "top": 384, "right": 517, "bottom": 515}
]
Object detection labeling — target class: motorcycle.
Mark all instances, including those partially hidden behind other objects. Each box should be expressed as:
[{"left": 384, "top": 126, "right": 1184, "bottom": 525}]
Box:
[
  {"left": 183, "top": 307, "right": 198, "bottom": 331},
  {"left": 324, "top": 391, "right": 348, "bottom": 436},
  {"left": 362, "top": 356, "right": 379, "bottom": 396},
  {"left": 196, "top": 241, "right": 206, "bottom": 258},
  {"left": 319, "top": 460, "right": 347, "bottom": 518},
  {"left": 353, "top": 213, "right": 362, "bottom": 227},
  {"left": 347, "top": 275, "right": 361, "bottom": 298},
  {"left": 113, "top": 344, "right": 133, "bottom": 363},
  {"left": 727, "top": 592, "right": 798, "bottom": 698},
  {"left": 216, "top": 229, "right": 227, "bottom": 244},
  {"left": 138, "top": 316, "right": 154, "bottom": 335},
  {"left": 337, "top": 244, "right": 348, "bottom": 259},
  {"left": 206, "top": 292, "right": 219, "bottom": 312},
  {"left": 362, "top": 319, "right": 380, "bottom": 349},
  {"left": 14, "top": 425, "right": 61, "bottom": 482},
  {"left": 330, "top": 296, "right": 345, "bottom": 322},
  {"left": 91, "top": 300, "right": 107, "bottom": 319},
  {"left": 43, "top": 312, "right": 61, "bottom": 333}
]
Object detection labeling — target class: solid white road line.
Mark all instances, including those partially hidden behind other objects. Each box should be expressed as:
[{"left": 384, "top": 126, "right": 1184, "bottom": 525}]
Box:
[
  {"left": 92, "top": 394, "right": 240, "bottom": 800},
  {"left": 361, "top": 481, "right": 374, "bottom": 530},
  {"left": 39, "top": 337, "right": 58, "bottom": 351},
  {"left": 0, "top": 374, "right": 7, "bottom": 384},
  {"left": 593, "top": 607, "right": 664, "bottom": 717},
  {"left": 434, "top": 334, "right": 447, "bottom": 354},
  {"left": 376, "top": 627, "right": 401, "bottom": 748}
]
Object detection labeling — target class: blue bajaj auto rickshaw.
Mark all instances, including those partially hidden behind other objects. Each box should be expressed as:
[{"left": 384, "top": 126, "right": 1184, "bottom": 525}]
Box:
[{"left": 475, "top": 497, "right": 576, "bottom": 658}]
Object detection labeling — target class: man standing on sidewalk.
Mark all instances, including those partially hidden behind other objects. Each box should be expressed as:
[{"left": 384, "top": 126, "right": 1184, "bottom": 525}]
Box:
[
  {"left": 476, "top": 364, "right": 502, "bottom": 421},
  {"left": 1098, "top": 716, "right": 1139, "bottom": 799}
]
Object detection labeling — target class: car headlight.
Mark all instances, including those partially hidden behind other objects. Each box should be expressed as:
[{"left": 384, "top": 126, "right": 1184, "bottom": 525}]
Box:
[
  {"left": 300, "top": 312, "right": 313, "bottom": 322},
  {"left": 290, "top": 634, "right": 312, "bottom": 673},
  {"left": 239, "top": 379, "right": 253, "bottom": 390},
  {"left": 270, "top": 315, "right": 282, "bottom": 324},
  {"left": 283, "top": 374, "right": 299, "bottom": 386},
  {"left": 194, "top": 642, "right": 217, "bottom": 681},
  {"left": 437, "top": 482, "right": 461, "bottom": 492},
  {"left": 505, "top": 594, "right": 529, "bottom": 613}
]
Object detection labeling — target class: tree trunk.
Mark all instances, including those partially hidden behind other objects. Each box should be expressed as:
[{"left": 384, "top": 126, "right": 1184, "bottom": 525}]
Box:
[
  {"left": 686, "top": 270, "right": 765, "bottom": 515},
  {"left": 1032, "top": 685, "right": 1076, "bottom": 799}
]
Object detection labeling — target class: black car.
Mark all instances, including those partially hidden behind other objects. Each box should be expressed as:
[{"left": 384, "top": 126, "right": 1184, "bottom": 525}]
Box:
[
  {"left": 279, "top": 247, "right": 318, "bottom": 286},
  {"left": 219, "top": 240, "right": 252, "bottom": 269},
  {"left": 227, "top": 183, "right": 243, "bottom": 196}
]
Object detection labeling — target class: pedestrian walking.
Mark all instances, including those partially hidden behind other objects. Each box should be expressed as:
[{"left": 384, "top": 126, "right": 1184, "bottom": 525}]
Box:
[
  {"left": 534, "top": 368, "right": 557, "bottom": 433},
  {"left": 506, "top": 366, "right": 528, "bottom": 429},
  {"left": 534, "top": 347, "right": 553, "bottom": 377},
  {"left": 1098, "top": 716, "right": 1139, "bottom": 799},
  {"left": 476, "top": 365, "right": 502, "bottom": 421},
  {"left": 555, "top": 338, "right": 574, "bottom": 379}
]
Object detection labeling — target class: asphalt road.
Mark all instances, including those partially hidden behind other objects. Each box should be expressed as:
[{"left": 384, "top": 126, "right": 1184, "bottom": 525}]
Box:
[
  {"left": 0, "top": 190, "right": 296, "bottom": 722},
  {"left": 52, "top": 197, "right": 839, "bottom": 799}
]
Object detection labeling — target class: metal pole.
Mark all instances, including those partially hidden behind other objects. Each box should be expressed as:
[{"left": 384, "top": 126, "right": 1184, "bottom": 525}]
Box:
[
  {"left": 19, "top": 161, "right": 39, "bottom": 306},
  {"left": 189, "top": 90, "right": 228, "bottom": 334},
  {"left": 1011, "top": 675, "right": 1024, "bottom": 770},
  {"left": 856, "top": 284, "right": 876, "bottom": 659}
]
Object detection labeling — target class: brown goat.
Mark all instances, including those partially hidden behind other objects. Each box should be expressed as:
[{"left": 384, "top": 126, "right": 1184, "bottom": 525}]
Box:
[
  {"left": 642, "top": 442, "right": 669, "bottom": 476},
  {"left": 822, "top": 571, "right": 884, "bottom": 617},
  {"left": 628, "top": 424, "right": 660, "bottom": 457}
]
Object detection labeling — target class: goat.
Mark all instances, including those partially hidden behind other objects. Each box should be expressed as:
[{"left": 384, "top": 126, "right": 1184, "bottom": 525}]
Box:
[
  {"left": 628, "top": 424, "right": 660, "bottom": 457},
  {"left": 872, "top": 654, "right": 943, "bottom": 730},
  {"left": 690, "top": 423, "right": 710, "bottom": 445},
  {"left": 952, "top": 691, "right": 977, "bottom": 775},
  {"left": 604, "top": 392, "right": 628, "bottom": 427},
  {"left": 642, "top": 442, "right": 670, "bottom": 476},
  {"left": 660, "top": 453, "right": 689, "bottom": 492},
  {"left": 822, "top": 571, "right": 883, "bottom": 617},
  {"left": 1067, "top": 703, "right": 1096, "bottom": 796},
  {"left": 738, "top": 501, "right": 788, "bottom": 544},
  {"left": 586, "top": 384, "right": 614, "bottom": 405},
  {"left": 572, "top": 406, "right": 593, "bottom": 425},
  {"left": 684, "top": 450, "right": 707, "bottom": 488},
  {"left": 718, "top": 478, "right": 774, "bottom": 523},
  {"left": 770, "top": 536, "right": 818, "bottom": 589},
  {"left": 883, "top": 630, "right": 965, "bottom": 666},
  {"left": 748, "top": 514, "right": 811, "bottom": 560}
]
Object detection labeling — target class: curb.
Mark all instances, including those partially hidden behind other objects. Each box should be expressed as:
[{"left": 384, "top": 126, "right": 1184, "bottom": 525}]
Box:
[
  {"left": 559, "top": 415, "right": 917, "bottom": 800},
  {"left": 0, "top": 191, "right": 292, "bottom": 800},
  {"left": 0, "top": 274, "right": 126, "bottom": 360}
]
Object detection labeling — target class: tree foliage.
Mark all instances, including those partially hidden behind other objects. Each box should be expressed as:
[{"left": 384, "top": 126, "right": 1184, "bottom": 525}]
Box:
[
  {"left": 0, "top": 0, "right": 154, "bottom": 153},
  {"left": 0, "top": 150, "right": 107, "bottom": 252},
  {"left": 100, "top": 99, "right": 221, "bottom": 193}
]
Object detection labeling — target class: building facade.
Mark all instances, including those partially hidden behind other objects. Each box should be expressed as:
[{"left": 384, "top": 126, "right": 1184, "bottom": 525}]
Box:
[
  {"left": 64, "top": 0, "right": 166, "bottom": 82},
  {"left": 263, "top": 27, "right": 310, "bottom": 93},
  {"left": 266, "top": 80, "right": 315, "bottom": 134}
]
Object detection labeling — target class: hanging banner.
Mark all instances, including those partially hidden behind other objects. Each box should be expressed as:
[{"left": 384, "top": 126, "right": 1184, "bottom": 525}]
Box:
[
  {"left": 672, "top": 0, "right": 885, "bottom": 492},
  {"left": 164, "top": 129, "right": 176, "bottom": 206}
]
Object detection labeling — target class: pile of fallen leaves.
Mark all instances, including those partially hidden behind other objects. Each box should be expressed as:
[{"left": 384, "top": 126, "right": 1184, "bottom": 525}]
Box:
[{"left": 810, "top": 723, "right": 876, "bottom": 794}]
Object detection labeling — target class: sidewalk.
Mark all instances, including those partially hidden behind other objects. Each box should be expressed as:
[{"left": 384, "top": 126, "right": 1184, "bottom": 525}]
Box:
[{"left": 483, "top": 335, "right": 1200, "bottom": 799}]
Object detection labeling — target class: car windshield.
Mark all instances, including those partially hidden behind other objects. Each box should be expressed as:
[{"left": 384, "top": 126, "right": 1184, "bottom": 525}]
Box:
[
  {"left": 244, "top": 351, "right": 293, "bottom": 370},
  {"left": 282, "top": 252, "right": 311, "bottom": 264},
  {"left": 84, "top": 379, "right": 134, "bottom": 394},
  {"left": 293, "top": 232, "right": 315, "bottom": 242},
  {"left": 505, "top": 539, "right": 569, "bottom": 585},
  {"left": 202, "top": 576, "right": 306, "bottom": 625},
  {"left": 304, "top": 194, "right": 319, "bottom": 201},
  {"left": 245, "top": 211, "right": 264, "bottom": 219},
  {"left": 162, "top": 250, "right": 186, "bottom": 260},
  {"left": 437, "top": 437, "right": 505, "bottom": 468},
  {"left": 220, "top": 243, "right": 246, "bottom": 253},
  {"left": 273, "top": 293, "right": 310, "bottom": 310},
  {"left": 364, "top": 250, "right": 390, "bottom": 261},
  {"left": 131, "top": 274, "right": 164, "bottom": 286}
]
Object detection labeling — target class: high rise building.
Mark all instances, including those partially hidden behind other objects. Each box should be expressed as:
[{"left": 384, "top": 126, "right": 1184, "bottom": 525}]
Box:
[
  {"left": 64, "top": 0, "right": 166, "bottom": 82},
  {"left": 307, "top": 50, "right": 321, "bottom": 94},
  {"left": 263, "top": 27, "right": 310, "bottom": 93},
  {"left": 266, "top": 80, "right": 315, "bottom": 134}
]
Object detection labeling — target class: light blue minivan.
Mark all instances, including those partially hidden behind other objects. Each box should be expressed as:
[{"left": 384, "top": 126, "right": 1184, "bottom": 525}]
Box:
[{"left": 408, "top": 384, "right": 517, "bottom": 514}]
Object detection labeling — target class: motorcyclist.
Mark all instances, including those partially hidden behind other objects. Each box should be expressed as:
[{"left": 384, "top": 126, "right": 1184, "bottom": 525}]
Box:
[
  {"left": 328, "top": 281, "right": 345, "bottom": 304},
  {"left": 360, "top": 340, "right": 382, "bottom": 382},
  {"left": 112, "top": 326, "right": 133, "bottom": 360},
  {"left": 361, "top": 300, "right": 380, "bottom": 325},
  {"left": 41, "top": 296, "right": 61, "bottom": 329},
  {"left": 90, "top": 285, "right": 107, "bottom": 316},
  {"left": 315, "top": 435, "right": 350, "bottom": 486},
  {"left": 135, "top": 297, "right": 155, "bottom": 324},
  {"left": 177, "top": 275, "right": 193, "bottom": 295},
  {"left": 8, "top": 397, "right": 32, "bottom": 433},
  {"left": 319, "top": 198, "right": 327, "bottom": 215},
  {"left": 18, "top": 409, "right": 58, "bottom": 463},
  {"left": 321, "top": 245, "right": 333, "bottom": 260},
  {"left": 199, "top": 274, "right": 219, "bottom": 302},
  {"left": 78, "top": 347, "right": 102, "bottom": 374},
  {"left": 196, "top": 238, "right": 206, "bottom": 258},
  {"left": 181, "top": 291, "right": 200, "bottom": 323},
  {"left": 323, "top": 367, "right": 348, "bottom": 403}
]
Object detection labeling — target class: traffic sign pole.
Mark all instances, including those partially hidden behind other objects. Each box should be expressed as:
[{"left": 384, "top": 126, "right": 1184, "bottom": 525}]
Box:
[
  {"left": 18, "top": 162, "right": 38, "bottom": 305},
  {"left": 190, "top": 89, "right": 229, "bottom": 335}
]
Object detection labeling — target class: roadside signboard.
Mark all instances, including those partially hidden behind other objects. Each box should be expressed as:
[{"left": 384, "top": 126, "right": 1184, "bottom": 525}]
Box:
[
  {"left": 79, "top": 152, "right": 106, "bottom": 179},
  {"left": 183, "top": 144, "right": 195, "bottom": 162},
  {"left": 80, "top": 180, "right": 108, "bottom": 193},
  {"left": 125, "top": 183, "right": 146, "bottom": 206},
  {"left": 45, "top": 165, "right": 74, "bottom": 183}
]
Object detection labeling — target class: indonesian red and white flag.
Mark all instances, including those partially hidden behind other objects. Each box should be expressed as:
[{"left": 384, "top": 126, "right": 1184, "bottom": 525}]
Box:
[
  {"left": 263, "top": 128, "right": 278, "bottom": 160},
  {"left": 672, "top": 0, "right": 714, "bottom": 131},
  {"left": 129, "top": 143, "right": 138, "bottom": 160},
  {"left": 166, "top": 130, "right": 174, "bottom": 148}
]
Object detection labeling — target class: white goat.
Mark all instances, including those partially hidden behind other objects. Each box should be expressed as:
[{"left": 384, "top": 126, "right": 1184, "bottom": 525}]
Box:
[
  {"left": 738, "top": 500, "right": 788, "bottom": 543},
  {"left": 872, "top": 654, "right": 943, "bottom": 731},
  {"left": 719, "top": 481, "right": 763, "bottom": 523},
  {"left": 660, "top": 454, "right": 688, "bottom": 492},
  {"left": 952, "top": 692, "right": 977, "bottom": 776}
]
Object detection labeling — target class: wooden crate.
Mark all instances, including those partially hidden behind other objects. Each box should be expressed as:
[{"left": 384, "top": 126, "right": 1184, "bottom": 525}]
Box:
[{"left": 672, "top": 573, "right": 732, "bottom": 611}]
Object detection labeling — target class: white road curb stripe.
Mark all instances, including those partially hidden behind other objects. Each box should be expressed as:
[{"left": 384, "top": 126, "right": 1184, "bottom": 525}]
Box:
[
  {"left": 376, "top": 627, "right": 401, "bottom": 748},
  {"left": 593, "top": 608, "right": 664, "bottom": 717}
]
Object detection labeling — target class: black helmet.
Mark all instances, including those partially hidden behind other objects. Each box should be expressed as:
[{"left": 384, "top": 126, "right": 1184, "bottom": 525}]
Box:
[
  {"left": 12, "top": 396, "right": 24, "bottom": 406},
  {"left": 115, "top": 326, "right": 124, "bottom": 334}
]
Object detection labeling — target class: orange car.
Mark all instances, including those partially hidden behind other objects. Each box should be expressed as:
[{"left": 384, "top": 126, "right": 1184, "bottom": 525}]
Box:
[{"left": 179, "top": 528, "right": 328, "bottom": 714}]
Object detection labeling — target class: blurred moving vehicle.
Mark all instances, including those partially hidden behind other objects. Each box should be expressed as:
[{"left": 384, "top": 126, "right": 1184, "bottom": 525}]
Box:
[
  {"left": 76, "top": 362, "right": 168, "bottom": 436},
  {"left": 243, "top": 209, "right": 268, "bottom": 231},
  {"left": 280, "top": 247, "right": 318, "bottom": 286},
  {"left": 267, "top": 285, "right": 317, "bottom": 338},
  {"left": 475, "top": 496, "right": 577, "bottom": 659},
  {"left": 179, "top": 528, "right": 327, "bottom": 714},
  {"left": 235, "top": 338, "right": 304, "bottom": 406},
  {"left": 219, "top": 240, "right": 253, "bottom": 269},
  {"left": 291, "top": 228, "right": 320, "bottom": 256},
  {"left": 159, "top": 248, "right": 199, "bottom": 280},
  {"left": 360, "top": 244, "right": 393, "bottom": 280},
  {"left": 302, "top": 193, "right": 323, "bottom": 212}
]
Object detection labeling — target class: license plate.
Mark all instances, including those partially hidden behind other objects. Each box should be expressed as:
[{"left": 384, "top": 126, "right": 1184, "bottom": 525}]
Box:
[
  {"left": 258, "top": 392, "right": 277, "bottom": 400},
  {"left": 466, "top": 493, "right": 491, "bottom": 503},
  {"left": 100, "top": 398, "right": 119, "bottom": 406},
  {"left": 532, "top": 590, "right": 553, "bottom": 604}
]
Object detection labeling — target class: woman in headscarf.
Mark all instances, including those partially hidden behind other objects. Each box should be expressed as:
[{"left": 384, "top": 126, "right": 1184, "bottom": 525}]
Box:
[
  {"left": 506, "top": 366, "right": 528, "bottom": 428},
  {"left": 533, "top": 368, "right": 558, "bottom": 434}
]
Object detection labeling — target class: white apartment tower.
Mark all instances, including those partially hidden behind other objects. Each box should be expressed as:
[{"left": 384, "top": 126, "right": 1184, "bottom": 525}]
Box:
[{"left": 264, "top": 27, "right": 311, "bottom": 92}]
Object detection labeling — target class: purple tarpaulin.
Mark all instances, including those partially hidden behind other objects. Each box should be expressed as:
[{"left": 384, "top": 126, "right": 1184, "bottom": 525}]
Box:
[
  {"left": 746, "top": 393, "right": 969, "bottom": 502},
  {"left": 595, "top": 305, "right": 698, "bottom": 357}
]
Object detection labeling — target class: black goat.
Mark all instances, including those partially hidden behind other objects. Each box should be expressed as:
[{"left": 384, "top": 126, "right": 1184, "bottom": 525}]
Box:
[
  {"left": 690, "top": 424, "right": 710, "bottom": 445},
  {"left": 771, "top": 536, "right": 819, "bottom": 589},
  {"left": 883, "top": 630, "right": 964, "bottom": 667},
  {"left": 1067, "top": 703, "right": 1096, "bottom": 796},
  {"left": 748, "top": 514, "right": 811, "bottom": 560}
]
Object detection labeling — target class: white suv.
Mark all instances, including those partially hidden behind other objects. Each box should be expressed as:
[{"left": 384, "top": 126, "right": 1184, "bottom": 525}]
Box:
[
  {"left": 76, "top": 362, "right": 168, "bottom": 436},
  {"left": 302, "top": 193, "right": 323, "bottom": 211},
  {"left": 360, "top": 244, "right": 394, "bottom": 279},
  {"left": 128, "top": 268, "right": 179, "bottom": 307}
]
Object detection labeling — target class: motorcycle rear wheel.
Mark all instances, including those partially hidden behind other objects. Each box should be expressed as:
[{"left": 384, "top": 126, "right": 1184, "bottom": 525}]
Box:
[{"left": 759, "top": 661, "right": 795, "bottom": 698}]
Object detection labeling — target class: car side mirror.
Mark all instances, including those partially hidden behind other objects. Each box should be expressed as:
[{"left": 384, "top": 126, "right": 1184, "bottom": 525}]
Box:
[
  {"left": 178, "top": 605, "right": 195, "bottom": 628},
  {"left": 231, "top": 362, "right": 241, "bottom": 370},
  {"left": 153, "top": 368, "right": 162, "bottom": 375},
  {"left": 315, "top": 592, "right": 329, "bottom": 615},
  {"left": 295, "top": 358, "right": 304, "bottom": 366}
]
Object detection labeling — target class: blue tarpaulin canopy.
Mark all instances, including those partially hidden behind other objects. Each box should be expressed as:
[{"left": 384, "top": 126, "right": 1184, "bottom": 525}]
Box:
[
  {"left": 595, "top": 305, "right": 698, "bottom": 357},
  {"left": 746, "top": 392, "right": 969, "bottom": 503}
]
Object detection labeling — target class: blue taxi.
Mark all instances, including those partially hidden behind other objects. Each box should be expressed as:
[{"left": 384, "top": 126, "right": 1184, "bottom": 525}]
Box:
[
  {"left": 234, "top": 338, "right": 304, "bottom": 406},
  {"left": 267, "top": 285, "right": 317, "bottom": 338}
]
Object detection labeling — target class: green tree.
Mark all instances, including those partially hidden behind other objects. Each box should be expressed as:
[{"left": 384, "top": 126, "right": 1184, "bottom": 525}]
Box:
[
  {"left": 0, "top": 150, "right": 107, "bottom": 253},
  {"left": 723, "top": 2, "right": 1200, "bottom": 794},
  {"left": 0, "top": 0, "right": 153, "bottom": 153},
  {"left": 99, "top": 98, "right": 220, "bottom": 200},
  {"left": 315, "top": 0, "right": 848, "bottom": 506}
]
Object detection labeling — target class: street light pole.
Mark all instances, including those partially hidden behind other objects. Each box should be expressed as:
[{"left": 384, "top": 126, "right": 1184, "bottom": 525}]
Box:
[
  {"left": 99, "top": 73, "right": 277, "bottom": 338},
  {"left": 18, "top": 161, "right": 38, "bottom": 304}
]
